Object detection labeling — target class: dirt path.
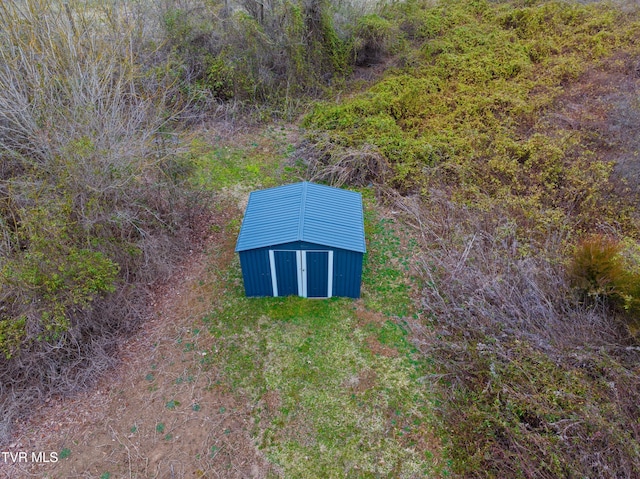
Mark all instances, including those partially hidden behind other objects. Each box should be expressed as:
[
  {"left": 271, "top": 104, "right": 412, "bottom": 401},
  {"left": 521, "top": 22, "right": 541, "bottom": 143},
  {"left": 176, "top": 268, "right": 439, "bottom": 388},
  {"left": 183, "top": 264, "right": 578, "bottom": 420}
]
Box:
[{"left": 3, "top": 207, "right": 276, "bottom": 479}]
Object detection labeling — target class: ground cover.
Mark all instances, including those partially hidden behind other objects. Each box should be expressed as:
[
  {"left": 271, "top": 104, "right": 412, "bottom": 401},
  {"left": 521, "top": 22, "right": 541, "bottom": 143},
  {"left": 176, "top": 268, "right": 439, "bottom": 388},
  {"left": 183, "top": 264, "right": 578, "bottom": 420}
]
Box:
[
  {"left": 201, "top": 201, "right": 445, "bottom": 477},
  {"left": 5, "top": 126, "right": 446, "bottom": 478}
]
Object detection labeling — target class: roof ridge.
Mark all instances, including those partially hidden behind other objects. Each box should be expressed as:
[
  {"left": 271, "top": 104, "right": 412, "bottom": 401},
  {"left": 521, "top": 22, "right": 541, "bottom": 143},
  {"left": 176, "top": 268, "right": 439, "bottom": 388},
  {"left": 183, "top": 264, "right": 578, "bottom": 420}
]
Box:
[{"left": 297, "top": 181, "right": 308, "bottom": 241}]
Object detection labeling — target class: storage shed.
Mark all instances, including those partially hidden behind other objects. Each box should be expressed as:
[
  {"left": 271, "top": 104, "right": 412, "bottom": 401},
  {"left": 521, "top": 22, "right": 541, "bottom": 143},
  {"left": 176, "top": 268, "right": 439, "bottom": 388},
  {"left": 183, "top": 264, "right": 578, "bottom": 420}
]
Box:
[{"left": 235, "top": 181, "right": 366, "bottom": 298}]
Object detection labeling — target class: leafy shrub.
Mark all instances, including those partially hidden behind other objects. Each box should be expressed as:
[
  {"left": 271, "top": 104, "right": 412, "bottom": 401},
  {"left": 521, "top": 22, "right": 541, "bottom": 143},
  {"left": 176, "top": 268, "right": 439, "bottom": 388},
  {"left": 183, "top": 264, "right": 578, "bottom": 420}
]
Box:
[
  {"left": 569, "top": 234, "right": 640, "bottom": 336},
  {"left": 0, "top": 317, "right": 25, "bottom": 361},
  {"left": 353, "top": 14, "right": 396, "bottom": 66},
  {"left": 0, "top": 218, "right": 119, "bottom": 357},
  {"left": 569, "top": 234, "right": 627, "bottom": 300}
]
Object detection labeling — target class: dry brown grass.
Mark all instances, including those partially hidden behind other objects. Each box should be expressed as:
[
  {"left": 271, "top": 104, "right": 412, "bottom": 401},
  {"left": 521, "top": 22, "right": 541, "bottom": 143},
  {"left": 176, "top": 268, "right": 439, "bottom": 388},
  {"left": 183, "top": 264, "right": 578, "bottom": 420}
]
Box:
[
  {"left": 303, "top": 138, "right": 393, "bottom": 187},
  {"left": 390, "top": 189, "right": 640, "bottom": 478}
]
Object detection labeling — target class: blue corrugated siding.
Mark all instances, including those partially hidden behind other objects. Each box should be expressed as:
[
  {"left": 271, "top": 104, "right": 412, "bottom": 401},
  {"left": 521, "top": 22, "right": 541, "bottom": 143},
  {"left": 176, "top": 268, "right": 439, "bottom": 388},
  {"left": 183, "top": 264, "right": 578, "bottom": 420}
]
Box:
[
  {"left": 236, "top": 182, "right": 366, "bottom": 253},
  {"left": 239, "top": 249, "right": 272, "bottom": 296},
  {"left": 332, "top": 248, "right": 363, "bottom": 298},
  {"left": 238, "top": 241, "right": 363, "bottom": 298},
  {"left": 274, "top": 250, "right": 298, "bottom": 296},
  {"left": 306, "top": 251, "right": 329, "bottom": 298}
]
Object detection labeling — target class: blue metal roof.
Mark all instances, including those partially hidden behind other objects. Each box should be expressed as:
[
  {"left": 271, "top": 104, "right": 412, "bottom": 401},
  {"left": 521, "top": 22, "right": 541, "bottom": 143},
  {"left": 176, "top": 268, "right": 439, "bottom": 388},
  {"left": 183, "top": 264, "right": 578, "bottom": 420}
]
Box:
[{"left": 235, "top": 182, "right": 366, "bottom": 253}]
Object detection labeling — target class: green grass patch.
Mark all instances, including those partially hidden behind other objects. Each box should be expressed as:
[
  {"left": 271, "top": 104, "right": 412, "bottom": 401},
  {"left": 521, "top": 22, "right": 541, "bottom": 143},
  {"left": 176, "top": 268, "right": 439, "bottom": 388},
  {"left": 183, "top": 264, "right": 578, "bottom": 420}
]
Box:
[
  {"left": 368, "top": 319, "right": 411, "bottom": 350},
  {"left": 201, "top": 205, "right": 446, "bottom": 477},
  {"left": 190, "top": 142, "right": 272, "bottom": 190},
  {"left": 188, "top": 126, "right": 301, "bottom": 191},
  {"left": 361, "top": 206, "right": 416, "bottom": 317}
]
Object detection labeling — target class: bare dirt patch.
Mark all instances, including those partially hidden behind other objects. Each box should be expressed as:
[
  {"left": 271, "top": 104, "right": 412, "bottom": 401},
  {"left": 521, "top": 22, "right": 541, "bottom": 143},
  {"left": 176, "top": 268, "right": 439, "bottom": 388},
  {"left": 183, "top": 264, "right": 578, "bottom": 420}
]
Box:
[
  {"left": 353, "top": 303, "right": 388, "bottom": 328},
  {"left": 364, "top": 335, "right": 399, "bottom": 358}
]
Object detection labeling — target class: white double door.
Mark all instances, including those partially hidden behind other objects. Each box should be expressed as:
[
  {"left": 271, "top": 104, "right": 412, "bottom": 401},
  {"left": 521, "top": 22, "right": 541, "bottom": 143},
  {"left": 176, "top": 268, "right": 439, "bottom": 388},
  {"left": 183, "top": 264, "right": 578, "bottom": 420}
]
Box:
[{"left": 268, "top": 250, "right": 333, "bottom": 298}]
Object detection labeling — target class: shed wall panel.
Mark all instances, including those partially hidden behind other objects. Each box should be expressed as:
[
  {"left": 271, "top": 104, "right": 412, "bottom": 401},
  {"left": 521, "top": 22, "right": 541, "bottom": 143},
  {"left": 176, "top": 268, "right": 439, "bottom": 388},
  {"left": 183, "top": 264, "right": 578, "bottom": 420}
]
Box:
[
  {"left": 332, "top": 248, "right": 363, "bottom": 298},
  {"left": 306, "top": 251, "right": 329, "bottom": 298},
  {"left": 273, "top": 250, "right": 299, "bottom": 296},
  {"left": 239, "top": 250, "right": 273, "bottom": 297}
]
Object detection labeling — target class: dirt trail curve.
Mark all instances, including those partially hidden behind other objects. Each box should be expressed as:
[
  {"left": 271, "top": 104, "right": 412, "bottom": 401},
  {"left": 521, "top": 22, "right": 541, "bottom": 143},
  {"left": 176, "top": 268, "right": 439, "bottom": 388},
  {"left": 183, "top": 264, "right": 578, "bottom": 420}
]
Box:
[{"left": 3, "top": 207, "right": 276, "bottom": 479}]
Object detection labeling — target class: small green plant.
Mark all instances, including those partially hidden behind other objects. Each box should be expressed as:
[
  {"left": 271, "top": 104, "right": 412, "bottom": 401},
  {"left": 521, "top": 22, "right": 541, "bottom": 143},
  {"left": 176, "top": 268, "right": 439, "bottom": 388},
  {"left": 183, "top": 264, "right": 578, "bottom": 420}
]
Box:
[
  {"left": 0, "top": 316, "right": 26, "bottom": 360},
  {"left": 156, "top": 423, "right": 165, "bottom": 434},
  {"left": 165, "top": 400, "right": 180, "bottom": 410},
  {"left": 100, "top": 473, "right": 111, "bottom": 479},
  {"left": 59, "top": 448, "right": 71, "bottom": 459},
  {"left": 210, "top": 445, "right": 219, "bottom": 458}
]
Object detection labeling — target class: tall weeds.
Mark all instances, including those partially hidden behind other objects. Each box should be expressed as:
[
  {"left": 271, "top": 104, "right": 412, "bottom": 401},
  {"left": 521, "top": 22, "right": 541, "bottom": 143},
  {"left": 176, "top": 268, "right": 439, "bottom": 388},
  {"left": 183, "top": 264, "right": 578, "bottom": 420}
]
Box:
[
  {"left": 397, "top": 192, "right": 640, "bottom": 478},
  {"left": 155, "top": 0, "right": 384, "bottom": 117}
]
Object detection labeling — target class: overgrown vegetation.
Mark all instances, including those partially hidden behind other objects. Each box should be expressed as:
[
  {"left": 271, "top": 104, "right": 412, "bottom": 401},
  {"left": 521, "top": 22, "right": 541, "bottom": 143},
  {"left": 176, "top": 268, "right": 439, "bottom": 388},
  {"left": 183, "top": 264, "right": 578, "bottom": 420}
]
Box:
[
  {"left": 304, "top": 0, "right": 639, "bottom": 235},
  {"left": 405, "top": 195, "right": 640, "bottom": 478},
  {"left": 3, "top": 0, "right": 640, "bottom": 476},
  {"left": 303, "top": 0, "right": 640, "bottom": 476},
  {"left": 0, "top": 0, "right": 200, "bottom": 442},
  {"left": 157, "top": 0, "right": 385, "bottom": 117}
]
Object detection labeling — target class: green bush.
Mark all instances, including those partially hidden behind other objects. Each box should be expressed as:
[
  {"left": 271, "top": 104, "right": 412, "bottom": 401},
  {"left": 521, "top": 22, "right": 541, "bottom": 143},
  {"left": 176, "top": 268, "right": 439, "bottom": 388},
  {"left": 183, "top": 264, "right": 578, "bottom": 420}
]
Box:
[
  {"left": 569, "top": 235, "right": 627, "bottom": 300},
  {"left": 569, "top": 234, "right": 640, "bottom": 337},
  {"left": 353, "top": 14, "right": 396, "bottom": 66},
  {"left": 0, "top": 200, "right": 121, "bottom": 357},
  {"left": 0, "top": 316, "right": 25, "bottom": 360}
]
